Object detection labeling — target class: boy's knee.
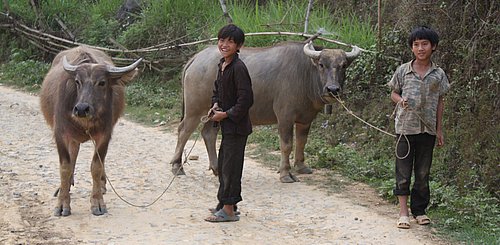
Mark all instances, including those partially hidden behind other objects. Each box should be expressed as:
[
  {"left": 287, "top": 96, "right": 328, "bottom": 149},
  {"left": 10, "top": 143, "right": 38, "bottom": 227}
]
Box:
[
  {"left": 394, "top": 179, "right": 411, "bottom": 196},
  {"left": 393, "top": 189, "right": 410, "bottom": 196}
]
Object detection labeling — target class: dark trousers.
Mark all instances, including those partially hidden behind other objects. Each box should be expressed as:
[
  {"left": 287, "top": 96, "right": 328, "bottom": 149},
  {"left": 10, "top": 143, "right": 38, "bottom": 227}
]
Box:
[
  {"left": 217, "top": 133, "right": 247, "bottom": 206},
  {"left": 393, "top": 133, "right": 436, "bottom": 216}
]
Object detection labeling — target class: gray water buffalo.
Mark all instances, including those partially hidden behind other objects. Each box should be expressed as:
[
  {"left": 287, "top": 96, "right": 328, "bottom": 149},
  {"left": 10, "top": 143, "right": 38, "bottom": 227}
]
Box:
[
  {"left": 170, "top": 41, "right": 360, "bottom": 183},
  {"left": 40, "top": 46, "right": 142, "bottom": 216}
]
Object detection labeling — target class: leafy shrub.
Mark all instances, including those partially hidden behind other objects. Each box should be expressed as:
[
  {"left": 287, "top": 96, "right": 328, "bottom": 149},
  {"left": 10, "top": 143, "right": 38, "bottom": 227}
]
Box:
[
  {"left": 126, "top": 74, "right": 181, "bottom": 110},
  {"left": 81, "top": 16, "right": 122, "bottom": 47},
  {"left": 0, "top": 49, "right": 49, "bottom": 91}
]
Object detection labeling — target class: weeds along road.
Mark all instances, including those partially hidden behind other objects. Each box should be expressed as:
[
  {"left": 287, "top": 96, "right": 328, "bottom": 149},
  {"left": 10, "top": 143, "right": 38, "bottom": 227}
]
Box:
[{"left": 0, "top": 84, "right": 448, "bottom": 244}]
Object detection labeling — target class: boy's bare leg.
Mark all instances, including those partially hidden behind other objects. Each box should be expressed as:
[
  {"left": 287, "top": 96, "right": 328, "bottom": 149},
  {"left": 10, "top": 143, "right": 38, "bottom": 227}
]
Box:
[
  {"left": 223, "top": 204, "right": 235, "bottom": 216},
  {"left": 398, "top": 195, "right": 409, "bottom": 216}
]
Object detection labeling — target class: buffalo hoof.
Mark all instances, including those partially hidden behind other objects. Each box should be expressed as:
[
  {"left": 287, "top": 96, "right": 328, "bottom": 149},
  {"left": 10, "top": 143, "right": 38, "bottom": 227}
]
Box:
[
  {"left": 209, "top": 166, "right": 218, "bottom": 176},
  {"left": 296, "top": 166, "right": 313, "bottom": 174},
  {"left": 54, "top": 207, "right": 71, "bottom": 217},
  {"left": 172, "top": 164, "right": 186, "bottom": 175},
  {"left": 280, "top": 173, "right": 300, "bottom": 183},
  {"left": 91, "top": 206, "right": 107, "bottom": 216}
]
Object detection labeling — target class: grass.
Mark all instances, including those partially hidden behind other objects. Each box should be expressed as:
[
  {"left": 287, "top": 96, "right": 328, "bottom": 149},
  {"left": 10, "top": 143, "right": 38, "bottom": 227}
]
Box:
[
  {"left": 0, "top": 50, "right": 49, "bottom": 93},
  {"left": 124, "top": 73, "right": 182, "bottom": 127},
  {"left": 226, "top": 0, "right": 375, "bottom": 49}
]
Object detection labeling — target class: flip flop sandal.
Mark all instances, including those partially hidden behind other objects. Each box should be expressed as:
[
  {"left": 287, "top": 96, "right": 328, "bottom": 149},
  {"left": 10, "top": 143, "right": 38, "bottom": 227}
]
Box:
[
  {"left": 208, "top": 207, "right": 240, "bottom": 216},
  {"left": 204, "top": 209, "right": 240, "bottom": 222},
  {"left": 415, "top": 215, "right": 431, "bottom": 225},
  {"left": 397, "top": 216, "right": 410, "bottom": 229}
]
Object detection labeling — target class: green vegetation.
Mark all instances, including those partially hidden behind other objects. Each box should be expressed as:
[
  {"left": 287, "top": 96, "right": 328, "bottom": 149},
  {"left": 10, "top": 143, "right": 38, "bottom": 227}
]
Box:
[
  {"left": 125, "top": 73, "right": 182, "bottom": 126},
  {"left": 0, "top": 48, "right": 49, "bottom": 92},
  {"left": 0, "top": 0, "right": 498, "bottom": 244}
]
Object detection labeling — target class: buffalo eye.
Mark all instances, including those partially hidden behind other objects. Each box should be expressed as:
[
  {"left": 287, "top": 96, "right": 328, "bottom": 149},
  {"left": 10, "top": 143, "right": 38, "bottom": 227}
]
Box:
[
  {"left": 97, "top": 80, "right": 106, "bottom": 87},
  {"left": 319, "top": 63, "right": 324, "bottom": 68},
  {"left": 75, "top": 79, "right": 81, "bottom": 87}
]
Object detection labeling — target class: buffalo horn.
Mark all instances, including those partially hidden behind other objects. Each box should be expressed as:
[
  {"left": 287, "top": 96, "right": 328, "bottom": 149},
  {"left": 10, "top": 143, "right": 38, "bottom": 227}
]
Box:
[
  {"left": 62, "top": 56, "right": 78, "bottom": 72},
  {"left": 303, "top": 41, "right": 321, "bottom": 59},
  {"left": 345, "top": 46, "right": 361, "bottom": 60},
  {"left": 106, "top": 58, "right": 143, "bottom": 75}
]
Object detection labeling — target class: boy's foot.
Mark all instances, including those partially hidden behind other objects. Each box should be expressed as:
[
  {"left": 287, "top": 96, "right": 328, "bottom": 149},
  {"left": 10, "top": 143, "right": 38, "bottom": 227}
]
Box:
[
  {"left": 208, "top": 207, "right": 241, "bottom": 216},
  {"left": 397, "top": 216, "right": 410, "bottom": 229},
  {"left": 205, "top": 209, "right": 240, "bottom": 222},
  {"left": 415, "top": 215, "right": 431, "bottom": 225}
]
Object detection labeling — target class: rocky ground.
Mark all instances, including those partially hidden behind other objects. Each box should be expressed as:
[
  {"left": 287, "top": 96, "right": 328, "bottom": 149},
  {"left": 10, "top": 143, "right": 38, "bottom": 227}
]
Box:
[{"left": 0, "top": 85, "right": 449, "bottom": 244}]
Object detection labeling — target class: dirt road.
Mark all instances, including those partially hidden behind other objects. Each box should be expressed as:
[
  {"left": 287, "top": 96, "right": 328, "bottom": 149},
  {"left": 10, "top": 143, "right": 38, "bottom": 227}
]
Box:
[{"left": 0, "top": 84, "right": 447, "bottom": 244}]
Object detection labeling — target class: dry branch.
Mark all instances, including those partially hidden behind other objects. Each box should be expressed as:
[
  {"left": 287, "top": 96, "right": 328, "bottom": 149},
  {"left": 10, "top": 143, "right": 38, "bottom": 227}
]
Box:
[
  {"left": 219, "top": 0, "right": 232, "bottom": 23},
  {"left": 55, "top": 16, "right": 75, "bottom": 41},
  {"left": 1, "top": 11, "right": 401, "bottom": 67},
  {"left": 108, "top": 37, "right": 161, "bottom": 72},
  {"left": 304, "top": 0, "right": 314, "bottom": 33}
]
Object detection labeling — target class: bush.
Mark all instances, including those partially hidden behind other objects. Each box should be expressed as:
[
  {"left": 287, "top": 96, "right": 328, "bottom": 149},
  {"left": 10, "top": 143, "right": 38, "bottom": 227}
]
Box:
[{"left": 0, "top": 48, "right": 49, "bottom": 92}]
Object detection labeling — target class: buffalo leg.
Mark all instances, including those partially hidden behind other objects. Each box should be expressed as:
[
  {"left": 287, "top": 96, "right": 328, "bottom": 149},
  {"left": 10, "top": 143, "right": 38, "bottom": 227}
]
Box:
[
  {"left": 294, "top": 122, "right": 313, "bottom": 174},
  {"left": 68, "top": 141, "right": 80, "bottom": 191},
  {"left": 54, "top": 136, "right": 78, "bottom": 216},
  {"left": 277, "top": 120, "right": 296, "bottom": 183},
  {"left": 90, "top": 137, "right": 109, "bottom": 216},
  {"left": 201, "top": 122, "right": 219, "bottom": 175},
  {"left": 170, "top": 114, "right": 201, "bottom": 175}
]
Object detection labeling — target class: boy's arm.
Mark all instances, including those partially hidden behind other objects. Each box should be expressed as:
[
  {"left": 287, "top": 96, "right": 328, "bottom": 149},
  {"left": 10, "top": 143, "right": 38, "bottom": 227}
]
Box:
[
  {"left": 391, "top": 91, "right": 407, "bottom": 108},
  {"left": 388, "top": 65, "right": 406, "bottom": 107},
  {"left": 211, "top": 79, "right": 219, "bottom": 108},
  {"left": 436, "top": 95, "right": 445, "bottom": 146},
  {"left": 224, "top": 63, "right": 253, "bottom": 122}
]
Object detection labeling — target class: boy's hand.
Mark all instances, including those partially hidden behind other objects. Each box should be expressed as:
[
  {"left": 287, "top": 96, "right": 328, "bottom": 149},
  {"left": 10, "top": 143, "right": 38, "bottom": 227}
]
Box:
[
  {"left": 436, "top": 130, "right": 444, "bottom": 147},
  {"left": 207, "top": 103, "right": 220, "bottom": 118},
  {"left": 211, "top": 110, "right": 227, "bottom": 122},
  {"left": 399, "top": 98, "right": 408, "bottom": 110}
]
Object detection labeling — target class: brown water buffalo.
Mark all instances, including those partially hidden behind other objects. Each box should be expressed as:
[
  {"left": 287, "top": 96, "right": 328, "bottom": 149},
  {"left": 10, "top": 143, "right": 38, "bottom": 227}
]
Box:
[
  {"left": 170, "top": 41, "right": 360, "bottom": 183},
  {"left": 40, "top": 46, "right": 142, "bottom": 216}
]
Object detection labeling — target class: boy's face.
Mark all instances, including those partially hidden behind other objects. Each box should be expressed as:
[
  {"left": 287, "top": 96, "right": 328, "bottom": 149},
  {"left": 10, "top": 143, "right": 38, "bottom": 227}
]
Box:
[
  {"left": 218, "top": 37, "right": 242, "bottom": 60},
  {"left": 411, "top": 39, "right": 436, "bottom": 61}
]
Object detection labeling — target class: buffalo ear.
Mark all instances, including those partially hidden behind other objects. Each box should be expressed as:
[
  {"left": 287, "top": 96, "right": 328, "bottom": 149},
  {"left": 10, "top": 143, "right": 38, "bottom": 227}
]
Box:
[
  {"left": 115, "top": 68, "right": 139, "bottom": 86},
  {"left": 309, "top": 58, "right": 320, "bottom": 67}
]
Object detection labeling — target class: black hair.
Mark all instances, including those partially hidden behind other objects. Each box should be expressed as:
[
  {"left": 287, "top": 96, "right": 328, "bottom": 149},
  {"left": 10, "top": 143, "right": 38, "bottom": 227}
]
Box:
[
  {"left": 408, "top": 26, "right": 439, "bottom": 49},
  {"left": 217, "top": 24, "right": 245, "bottom": 46}
]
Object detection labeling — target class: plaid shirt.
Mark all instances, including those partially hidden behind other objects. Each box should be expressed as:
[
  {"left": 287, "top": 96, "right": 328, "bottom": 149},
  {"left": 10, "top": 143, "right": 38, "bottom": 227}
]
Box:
[{"left": 387, "top": 60, "right": 450, "bottom": 135}]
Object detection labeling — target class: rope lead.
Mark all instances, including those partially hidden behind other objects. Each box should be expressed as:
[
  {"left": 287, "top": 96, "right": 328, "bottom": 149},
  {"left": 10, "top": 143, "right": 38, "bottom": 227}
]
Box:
[{"left": 331, "top": 94, "right": 411, "bottom": 160}]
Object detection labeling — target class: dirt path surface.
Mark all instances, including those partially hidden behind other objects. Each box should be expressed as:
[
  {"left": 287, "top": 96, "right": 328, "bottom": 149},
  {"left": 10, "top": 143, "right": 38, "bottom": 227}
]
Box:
[{"left": 0, "top": 85, "right": 448, "bottom": 244}]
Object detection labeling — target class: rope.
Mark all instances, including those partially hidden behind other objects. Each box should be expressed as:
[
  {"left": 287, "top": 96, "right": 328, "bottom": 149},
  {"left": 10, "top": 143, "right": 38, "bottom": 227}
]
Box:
[
  {"left": 331, "top": 93, "right": 412, "bottom": 160},
  {"left": 333, "top": 94, "right": 395, "bottom": 137},
  {"left": 392, "top": 100, "right": 411, "bottom": 159},
  {"left": 86, "top": 128, "right": 199, "bottom": 208},
  {"left": 334, "top": 92, "right": 439, "bottom": 160}
]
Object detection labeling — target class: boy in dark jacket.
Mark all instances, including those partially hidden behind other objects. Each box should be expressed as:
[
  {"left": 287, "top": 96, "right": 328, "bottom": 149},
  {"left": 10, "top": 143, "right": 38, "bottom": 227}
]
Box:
[{"left": 205, "top": 24, "right": 253, "bottom": 222}]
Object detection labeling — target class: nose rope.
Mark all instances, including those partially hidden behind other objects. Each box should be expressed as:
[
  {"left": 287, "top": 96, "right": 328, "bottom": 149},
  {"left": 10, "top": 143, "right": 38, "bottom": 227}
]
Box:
[
  {"left": 331, "top": 93, "right": 396, "bottom": 137},
  {"left": 330, "top": 93, "right": 412, "bottom": 160},
  {"left": 200, "top": 107, "right": 222, "bottom": 123},
  {"left": 200, "top": 115, "right": 211, "bottom": 123},
  {"left": 85, "top": 129, "right": 189, "bottom": 208}
]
